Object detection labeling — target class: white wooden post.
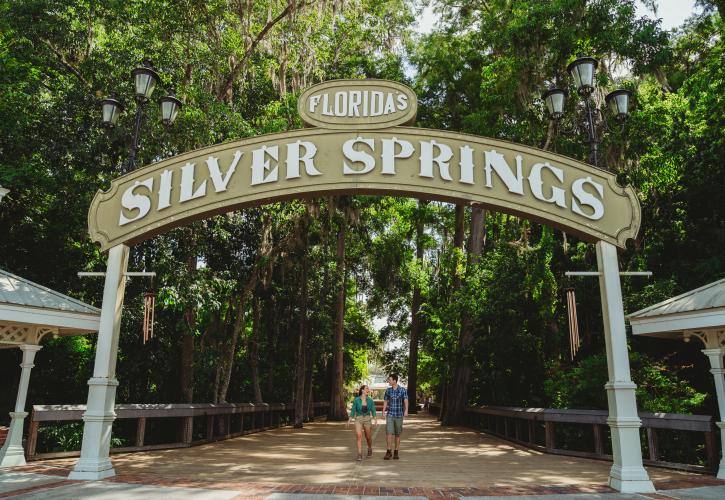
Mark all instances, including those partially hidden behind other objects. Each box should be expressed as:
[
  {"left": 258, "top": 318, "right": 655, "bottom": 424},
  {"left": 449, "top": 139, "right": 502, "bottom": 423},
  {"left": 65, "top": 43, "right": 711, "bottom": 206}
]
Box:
[
  {"left": 0, "top": 344, "right": 42, "bottom": 468},
  {"left": 596, "top": 241, "right": 654, "bottom": 493},
  {"left": 69, "top": 244, "right": 129, "bottom": 480},
  {"left": 702, "top": 347, "right": 725, "bottom": 479}
]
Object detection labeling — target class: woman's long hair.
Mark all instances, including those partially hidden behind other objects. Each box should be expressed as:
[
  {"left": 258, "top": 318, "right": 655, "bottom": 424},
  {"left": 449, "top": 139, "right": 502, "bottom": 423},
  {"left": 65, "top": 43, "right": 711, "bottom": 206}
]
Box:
[{"left": 358, "top": 384, "right": 368, "bottom": 397}]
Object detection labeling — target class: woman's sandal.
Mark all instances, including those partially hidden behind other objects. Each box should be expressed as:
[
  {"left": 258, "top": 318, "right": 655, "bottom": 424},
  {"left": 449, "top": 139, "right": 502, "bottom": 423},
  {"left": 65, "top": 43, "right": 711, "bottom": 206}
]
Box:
[
  {"left": 367, "top": 448, "right": 373, "bottom": 457},
  {"left": 356, "top": 454, "right": 363, "bottom": 461}
]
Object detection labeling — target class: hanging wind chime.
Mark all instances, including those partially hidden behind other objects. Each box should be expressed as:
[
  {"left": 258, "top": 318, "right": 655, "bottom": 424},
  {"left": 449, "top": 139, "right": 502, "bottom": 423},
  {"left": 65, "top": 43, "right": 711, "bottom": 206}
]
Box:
[
  {"left": 565, "top": 287, "right": 580, "bottom": 360},
  {"left": 142, "top": 286, "right": 155, "bottom": 344},
  {"left": 77, "top": 269, "right": 157, "bottom": 343}
]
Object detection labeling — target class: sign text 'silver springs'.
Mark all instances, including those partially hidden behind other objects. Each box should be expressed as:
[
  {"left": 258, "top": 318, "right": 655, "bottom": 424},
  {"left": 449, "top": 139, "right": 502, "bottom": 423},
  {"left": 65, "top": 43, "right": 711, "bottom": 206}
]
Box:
[{"left": 88, "top": 79, "right": 640, "bottom": 251}]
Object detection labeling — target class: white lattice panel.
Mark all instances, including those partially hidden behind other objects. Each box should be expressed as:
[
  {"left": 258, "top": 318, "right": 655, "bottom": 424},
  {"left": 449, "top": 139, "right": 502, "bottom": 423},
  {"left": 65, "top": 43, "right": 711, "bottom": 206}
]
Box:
[
  {"left": 0, "top": 324, "right": 56, "bottom": 345},
  {"left": 0, "top": 324, "right": 32, "bottom": 344}
]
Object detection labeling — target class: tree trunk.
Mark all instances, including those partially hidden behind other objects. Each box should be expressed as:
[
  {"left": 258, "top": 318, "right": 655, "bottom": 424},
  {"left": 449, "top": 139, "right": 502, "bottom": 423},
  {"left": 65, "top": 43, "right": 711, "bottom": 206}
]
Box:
[
  {"left": 217, "top": 296, "right": 245, "bottom": 403},
  {"left": 212, "top": 360, "right": 221, "bottom": 404},
  {"left": 294, "top": 238, "right": 309, "bottom": 428},
  {"left": 180, "top": 326, "right": 195, "bottom": 403},
  {"left": 250, "top": 294, "right": 264, "bottom": 404},
  {"left": 407, "top": 201, "right": 426, "bottom": 414},
  {"left": 451, "top": 204, "right": 466, "bottom": 291},
  {"left": 304, "top": 349, "right": 314, "bottom": 421},
  {"left": 408, "top": 284, "right": 422, "bottom": 414},
  {"left": 266, "top": 292, "right": 279, "bottom": 398},
  {"left": 439, "top": 205, "right": 465, "bottom": 420},
  {"left": 181, "top": 249, "right": 196, "bottom": 403},
  {"left": 329, "top": 215, "right": 348, "bottom": 420},
  {"left": 443, "top": 206, "right": 485, "bottom": 426},
  {"left": 438, "top": 383, "right": 447, "bottom": 420}
]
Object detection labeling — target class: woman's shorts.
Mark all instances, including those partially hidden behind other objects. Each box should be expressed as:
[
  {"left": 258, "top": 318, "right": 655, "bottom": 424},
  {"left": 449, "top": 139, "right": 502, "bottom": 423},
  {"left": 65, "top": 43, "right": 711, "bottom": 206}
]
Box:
[{"left": 355, "top": 415, "right": 373, "bottom": 431}]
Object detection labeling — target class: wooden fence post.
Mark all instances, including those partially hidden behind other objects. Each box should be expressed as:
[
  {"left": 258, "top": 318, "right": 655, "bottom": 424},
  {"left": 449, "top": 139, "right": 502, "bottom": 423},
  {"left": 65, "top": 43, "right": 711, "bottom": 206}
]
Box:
[
  {"left": 593, "top": 424, "right": 604, "bottom": 457},
  {"left": 545, "top": 421, "right": 556, "bottom": 452},
  {"left": 206, "top": 416, "right": 214, "bottom": 441},
  {"left": 26, "top": 419, "right": 39, "bottom": 458},
  {"left": 528, "top": 421, "right": 535, "bottom": 445},
  {"left": 646, "top": 427, "right": 658, "bottom": 461},
  {"left": 135, "top": 417, "right": 146, "bottom": 447},
  {"left": 182, "top": 416, "right": 193, "bottom": 445},
  {"left": 704, "top": 425, "right": 718, "bottom": 472}
]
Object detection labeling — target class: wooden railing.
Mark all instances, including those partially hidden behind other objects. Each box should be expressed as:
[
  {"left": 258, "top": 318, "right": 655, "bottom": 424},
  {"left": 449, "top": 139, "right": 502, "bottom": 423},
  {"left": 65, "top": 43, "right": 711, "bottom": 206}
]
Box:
[
  {"left": 26, "top": 401, "right": 330, "bottom": 461},
  {"left": 428, "top": 404, "right": 719, "bottom": 474}
]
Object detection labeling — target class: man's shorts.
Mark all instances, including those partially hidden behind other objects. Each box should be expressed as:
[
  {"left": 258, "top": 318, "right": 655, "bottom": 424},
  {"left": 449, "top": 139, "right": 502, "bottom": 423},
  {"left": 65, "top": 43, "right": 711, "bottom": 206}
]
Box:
[
  {"left": 386, "top": 416, "right": 404, "bottom": 436},
  {"left": 354, "top": 415, "right": 373, "bottom": 432}
]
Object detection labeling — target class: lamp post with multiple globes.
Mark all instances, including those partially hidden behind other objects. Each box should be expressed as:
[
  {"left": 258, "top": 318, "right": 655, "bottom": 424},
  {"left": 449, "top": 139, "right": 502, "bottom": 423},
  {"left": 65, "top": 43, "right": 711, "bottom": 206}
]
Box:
[
  {"left": 542, "top": 55, "right": 633, "bottom": 169},
  {"left": 99, "top": 60, "right": 182, "bottom": 174}
]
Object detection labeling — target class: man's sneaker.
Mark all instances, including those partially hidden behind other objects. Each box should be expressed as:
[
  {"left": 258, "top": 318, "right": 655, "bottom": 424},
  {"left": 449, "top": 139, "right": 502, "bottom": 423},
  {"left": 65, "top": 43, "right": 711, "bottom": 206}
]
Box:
[
  {"left": 393, "top": 450, "right": 399, "bottom": 460},
  {"left": 384, "top": 450, "right": 392, "bottom": 460}
]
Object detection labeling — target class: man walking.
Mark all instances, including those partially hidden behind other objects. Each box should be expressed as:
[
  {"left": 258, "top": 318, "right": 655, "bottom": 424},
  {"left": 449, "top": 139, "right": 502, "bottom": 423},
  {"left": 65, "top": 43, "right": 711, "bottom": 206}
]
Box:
[{"left": 382, "top": 373, "right": 408, "bottom": 460}]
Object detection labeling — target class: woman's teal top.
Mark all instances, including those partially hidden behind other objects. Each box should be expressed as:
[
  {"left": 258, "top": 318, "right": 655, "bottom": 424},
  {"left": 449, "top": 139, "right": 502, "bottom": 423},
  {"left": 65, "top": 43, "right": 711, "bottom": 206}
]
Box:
[{"left": 350, "top": 396, "right": 376, "bottom": 417}]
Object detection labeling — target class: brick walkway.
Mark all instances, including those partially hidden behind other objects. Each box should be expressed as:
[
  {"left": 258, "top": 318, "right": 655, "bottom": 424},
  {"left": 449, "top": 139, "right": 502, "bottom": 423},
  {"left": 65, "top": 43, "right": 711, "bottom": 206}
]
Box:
[{"left": 2, "top": 413, "right": 723, "bottom": 498}]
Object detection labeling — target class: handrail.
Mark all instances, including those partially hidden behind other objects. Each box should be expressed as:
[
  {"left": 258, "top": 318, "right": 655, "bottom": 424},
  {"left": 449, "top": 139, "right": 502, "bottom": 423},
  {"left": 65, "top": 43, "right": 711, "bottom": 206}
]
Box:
[
  {"left": 26, "top": 401, "right": 330, "bottom": 461},
  {"left": 30, "top": 402, "right": 314, "bottom": 420},
  {"left": 463, "top": 406, "right": 714, "bottom": 431},
  {"left": 428, "top": 403, "right": 718, "bottom": 474}
]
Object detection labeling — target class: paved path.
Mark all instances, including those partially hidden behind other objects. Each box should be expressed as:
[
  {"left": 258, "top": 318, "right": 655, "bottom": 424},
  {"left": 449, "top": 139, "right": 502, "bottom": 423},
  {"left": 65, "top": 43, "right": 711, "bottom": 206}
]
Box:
[{"left": 1, "top": 413, "right": 723, "bottom": 498}]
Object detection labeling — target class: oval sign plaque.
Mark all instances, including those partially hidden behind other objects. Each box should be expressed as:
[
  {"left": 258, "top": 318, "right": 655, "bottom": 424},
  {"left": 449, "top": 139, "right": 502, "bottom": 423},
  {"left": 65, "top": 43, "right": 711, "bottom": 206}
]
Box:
[{"left": 298, "top": 79, "right": 417, "bottom": 129}]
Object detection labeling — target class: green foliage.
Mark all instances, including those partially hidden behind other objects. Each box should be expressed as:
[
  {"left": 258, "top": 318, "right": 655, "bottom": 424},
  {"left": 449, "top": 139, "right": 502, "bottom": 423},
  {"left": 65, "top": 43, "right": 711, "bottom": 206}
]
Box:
[
  {"left": 37, "top": 422, "right": 125, "bottom": 453},
  {"left": 545, "top": 352, "right": 707, "bottom": 413}
]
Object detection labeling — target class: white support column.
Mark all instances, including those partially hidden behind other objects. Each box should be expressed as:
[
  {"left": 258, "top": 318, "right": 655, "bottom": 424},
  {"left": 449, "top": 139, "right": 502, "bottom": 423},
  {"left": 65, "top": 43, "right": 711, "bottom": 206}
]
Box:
[
  {"left": 702, "top": 347, "right": 725, "bottom": 479},
  {"left": 596, "top": 241, "right": 654, "bottom": 493},
  {"left": 69, "top": 244, "right": 129, "bottom": 480},
  {"left": 0, "top": 344, "right": 42, "bottom": 468}
]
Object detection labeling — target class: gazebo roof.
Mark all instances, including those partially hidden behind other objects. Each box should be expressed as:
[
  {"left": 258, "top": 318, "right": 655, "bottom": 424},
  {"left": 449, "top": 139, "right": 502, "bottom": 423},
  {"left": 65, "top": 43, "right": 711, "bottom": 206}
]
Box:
[
  {"left": 627, "top": 278, "right": 725, "bottom": 338},
  {"left": 0, "top": 270, "right": 100, "bottom": 314},
  {"left": 0, "top": 269, "right": 100, "bottom": 347}
]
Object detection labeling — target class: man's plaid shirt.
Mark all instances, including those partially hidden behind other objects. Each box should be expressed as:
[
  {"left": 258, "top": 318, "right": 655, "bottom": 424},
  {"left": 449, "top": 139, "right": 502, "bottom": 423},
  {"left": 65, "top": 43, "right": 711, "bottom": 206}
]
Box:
[{"left": 384, "top": 385, "right": 408, "bottom": 417}]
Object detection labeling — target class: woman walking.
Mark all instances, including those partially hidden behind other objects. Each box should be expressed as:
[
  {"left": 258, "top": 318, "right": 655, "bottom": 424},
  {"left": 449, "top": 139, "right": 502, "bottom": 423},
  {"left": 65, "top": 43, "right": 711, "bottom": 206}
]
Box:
[{"left": 349, "top": 384, "right": 377, "bottom": 460}]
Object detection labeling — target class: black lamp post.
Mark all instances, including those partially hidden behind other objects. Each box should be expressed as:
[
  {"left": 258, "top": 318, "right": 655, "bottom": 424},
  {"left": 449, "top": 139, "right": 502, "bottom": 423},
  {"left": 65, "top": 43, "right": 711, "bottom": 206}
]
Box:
[
  {"left": 100, "top": 60, "right": 182, "bottom": 174},
  {"left": 543, "top": 55, "right": 633, "bottom": 169}
]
